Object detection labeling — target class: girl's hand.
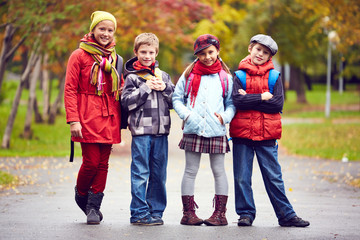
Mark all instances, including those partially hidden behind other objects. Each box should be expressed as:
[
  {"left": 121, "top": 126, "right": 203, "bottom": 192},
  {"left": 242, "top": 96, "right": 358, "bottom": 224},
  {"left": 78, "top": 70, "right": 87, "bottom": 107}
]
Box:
[
  {"left": 70, "top": 122, "right": 83, "bottom": 138},
  {"left": 238, "top": 89, "right": 247, "bottom": 95},
  {"left": 214, "top": 112, "right": 224, "bottom": 125}
]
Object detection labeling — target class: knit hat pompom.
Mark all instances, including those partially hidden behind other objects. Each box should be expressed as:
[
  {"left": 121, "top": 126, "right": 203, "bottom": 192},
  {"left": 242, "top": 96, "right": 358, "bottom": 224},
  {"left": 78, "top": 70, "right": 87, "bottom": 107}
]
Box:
[{"left": 90, "top": 11, "right": 117, "bottom": 32}]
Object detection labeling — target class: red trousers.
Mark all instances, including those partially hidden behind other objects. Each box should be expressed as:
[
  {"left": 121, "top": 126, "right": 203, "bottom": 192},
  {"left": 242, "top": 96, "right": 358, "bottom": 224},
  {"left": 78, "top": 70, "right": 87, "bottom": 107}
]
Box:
[{"left": 77, "top": 143, "right": 112, "bottom": 195}]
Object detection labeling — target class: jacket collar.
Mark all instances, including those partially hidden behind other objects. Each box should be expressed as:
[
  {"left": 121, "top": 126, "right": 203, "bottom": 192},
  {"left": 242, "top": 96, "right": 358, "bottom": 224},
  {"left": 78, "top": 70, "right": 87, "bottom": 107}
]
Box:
[{"left": 238, "top": 55, "right": 274, "bottom": 76}]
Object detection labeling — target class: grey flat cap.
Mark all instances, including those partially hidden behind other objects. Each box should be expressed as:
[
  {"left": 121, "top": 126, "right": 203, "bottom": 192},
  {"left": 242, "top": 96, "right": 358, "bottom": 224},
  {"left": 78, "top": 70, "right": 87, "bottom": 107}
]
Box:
[{"left": 250, "top": 34, "right": 278, "bottom": 55}]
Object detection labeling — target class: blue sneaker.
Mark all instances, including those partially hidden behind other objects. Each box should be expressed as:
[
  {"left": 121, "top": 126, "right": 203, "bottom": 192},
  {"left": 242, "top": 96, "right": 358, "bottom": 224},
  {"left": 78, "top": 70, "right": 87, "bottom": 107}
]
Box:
[{"left": 131, "top": 216, "right": 163, "bottom": 226}]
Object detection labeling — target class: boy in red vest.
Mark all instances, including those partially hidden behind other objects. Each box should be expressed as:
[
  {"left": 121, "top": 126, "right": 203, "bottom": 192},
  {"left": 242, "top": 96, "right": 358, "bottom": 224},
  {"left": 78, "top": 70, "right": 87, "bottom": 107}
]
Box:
[{"left": 230, "top": 34, "right": 310, "bottom": 227}]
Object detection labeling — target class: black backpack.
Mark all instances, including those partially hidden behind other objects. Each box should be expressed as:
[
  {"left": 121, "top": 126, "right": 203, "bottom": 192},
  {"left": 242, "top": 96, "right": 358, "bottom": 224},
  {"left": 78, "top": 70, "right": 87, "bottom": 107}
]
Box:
[{"left": 115, "top": 54, "right": 128, "bottom": 130}]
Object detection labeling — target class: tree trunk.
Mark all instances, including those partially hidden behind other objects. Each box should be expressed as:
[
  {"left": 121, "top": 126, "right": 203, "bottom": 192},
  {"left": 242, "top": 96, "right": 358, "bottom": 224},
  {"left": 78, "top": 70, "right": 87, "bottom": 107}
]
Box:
[
  {"left": 34, "top": 98, "right": 43, "bottom": 123},
  {"left": 290, "top": 66, "right": 307, "bottom": 104},
  {"left": 23, "top": 56, "right": 41, "bottom": 139},
  {"left": 2, "top": 51, "right": 40, "bottom": 148},
  {"left": 42, "top": 53, "right": 50, "bottom": 121},
  {"left": 48, "top": 74, "right": 65, "bottom": 124},
  {"left": 0, "top": 24, "right": 15, "bottom": 93},
  {"left": 0, "top": 24, "right": 26, "bottom": 93}
]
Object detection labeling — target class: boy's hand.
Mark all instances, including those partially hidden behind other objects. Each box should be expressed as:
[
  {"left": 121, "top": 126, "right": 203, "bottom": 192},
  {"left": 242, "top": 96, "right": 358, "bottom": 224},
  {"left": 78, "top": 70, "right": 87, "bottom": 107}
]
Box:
[
  {"left": 214, "top": 112, "right": 224, "bottom": 125},
  {"left": 238, "top": 89, "right": 247, "bottom": 95},
  {"left": 153, "top": 77, "right": 166, "bottom": 91},
  {"left": 70, "top": 122, "right": 83, "bottom": 138},
  {"left": 261, "top": 92, "right": 273, "bottom": 101},
  {"left": 145, "top": 79, "right": 155, "bottom": 90}
]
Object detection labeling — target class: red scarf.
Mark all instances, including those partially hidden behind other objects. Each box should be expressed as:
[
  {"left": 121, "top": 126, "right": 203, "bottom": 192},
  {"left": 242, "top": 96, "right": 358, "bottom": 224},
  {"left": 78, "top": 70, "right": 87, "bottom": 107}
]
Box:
[
  {"left": 189, "top": 60, "right": 222, "bottom": 107},
  {"left": 133, "top": 60, "right": 155, "bottom": 74}
]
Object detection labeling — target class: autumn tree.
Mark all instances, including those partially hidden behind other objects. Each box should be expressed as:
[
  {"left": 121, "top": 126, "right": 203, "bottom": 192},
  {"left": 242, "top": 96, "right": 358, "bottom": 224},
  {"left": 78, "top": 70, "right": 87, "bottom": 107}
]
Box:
[
  {"left": 1, "top": 0, "right": 83, "bottom": 148},
  {"left": 113, "top": 0, "right": 212, "bottom": 76},
  {"left": 297, "top": 0, "right": 360, "bottom": 82},
  {"left": 195, "top": 0, "right": 359, "bottom": 103},
  {"left": 1, "top": 0, "right": 213, "bottom": 149}
]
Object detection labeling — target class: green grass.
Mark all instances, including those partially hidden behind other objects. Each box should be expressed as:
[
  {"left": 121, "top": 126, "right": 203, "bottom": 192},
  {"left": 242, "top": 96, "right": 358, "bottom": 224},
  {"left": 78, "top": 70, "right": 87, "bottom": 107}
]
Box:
[
  {"left": 281, "top": 121, "right": 360, "bottom": 161},
  {"left": 283, "top": 84, "right": 360, "bottom": 117},
  {"left": 281, "top": 84, "right": 360, "bottom": 161},
  {"left": 0, "top": 80, "right": 81, "bottom": 157},
  {"left": 0, "top": 170, "right": 17, "bottom": 186}
]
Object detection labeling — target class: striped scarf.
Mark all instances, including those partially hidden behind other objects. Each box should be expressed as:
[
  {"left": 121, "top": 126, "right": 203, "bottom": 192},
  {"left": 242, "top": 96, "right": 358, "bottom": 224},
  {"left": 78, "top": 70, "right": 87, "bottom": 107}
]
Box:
[{"left": 79, "top": 33, "right": 120, "bottom": 100}]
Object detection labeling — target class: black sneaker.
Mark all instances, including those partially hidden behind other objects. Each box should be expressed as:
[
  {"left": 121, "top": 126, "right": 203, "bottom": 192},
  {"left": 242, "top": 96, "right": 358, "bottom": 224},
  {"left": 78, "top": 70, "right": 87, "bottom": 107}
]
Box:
[
  {"left": 279, "top": 216, "right": 310, "bottom": 227},
  {"left": 131, "top": 216, "right": 163, "bottom": 226},
  {"left": 238, "top": 216, "right": 253, "bottom": 226},
  {"left": 152, "top": 216, "right": 164, "bottom": 225}
]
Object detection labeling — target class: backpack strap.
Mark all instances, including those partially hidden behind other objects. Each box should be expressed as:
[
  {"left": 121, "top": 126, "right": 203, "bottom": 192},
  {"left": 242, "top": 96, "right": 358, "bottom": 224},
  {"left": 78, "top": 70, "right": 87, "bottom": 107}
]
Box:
[
  {"left": 235, "top": 69, "right": 280, "bottom": 94},
  {"left": 116, "top": 54, "right": 124, "bottom": 86},
  {"left": 268, "top": 69, "right": 280, "bottom": 94},
  {"left": 235, "top": 70, "right": 247, "bottom": 90},
  {"left": 116, "top": 54, "right": 123, "bottom": 75},
  {"left": 184, "top": 73, "right": 194, "bottom": 99},
  {"left": 219, "top": 69, "right": 228, "bottom": 98},
  {"left": 185, "top": 70, "right": 228, "bottom": 102}
]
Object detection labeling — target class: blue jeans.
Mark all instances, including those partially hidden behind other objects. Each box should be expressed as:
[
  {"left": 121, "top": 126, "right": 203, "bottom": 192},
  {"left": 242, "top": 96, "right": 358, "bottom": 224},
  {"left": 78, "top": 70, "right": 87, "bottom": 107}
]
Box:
[
  {"left": 130, "top": 135, "right": 168, "bottom": 222},
  {"left": 232, "top": 143, "right": 296, "bottom": 222}
]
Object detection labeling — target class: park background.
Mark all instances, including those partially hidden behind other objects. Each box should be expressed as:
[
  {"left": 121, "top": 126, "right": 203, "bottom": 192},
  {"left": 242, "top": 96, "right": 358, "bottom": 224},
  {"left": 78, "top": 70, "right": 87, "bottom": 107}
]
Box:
[{"left": 0, "top": 0, "right": 359, "bottom": 188}]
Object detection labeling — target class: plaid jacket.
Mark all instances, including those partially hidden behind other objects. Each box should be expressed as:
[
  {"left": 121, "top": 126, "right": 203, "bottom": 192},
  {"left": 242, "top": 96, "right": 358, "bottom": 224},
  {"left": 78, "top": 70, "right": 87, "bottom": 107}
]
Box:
[{"left": 121, "top": 57, "right": 174, "bottom": 136}]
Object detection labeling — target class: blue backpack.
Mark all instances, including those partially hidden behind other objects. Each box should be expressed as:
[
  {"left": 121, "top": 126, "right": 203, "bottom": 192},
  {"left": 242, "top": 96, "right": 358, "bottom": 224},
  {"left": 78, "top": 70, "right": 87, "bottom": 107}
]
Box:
[{"left": 234, "top": 69, "right": 280, "bottom": 94}]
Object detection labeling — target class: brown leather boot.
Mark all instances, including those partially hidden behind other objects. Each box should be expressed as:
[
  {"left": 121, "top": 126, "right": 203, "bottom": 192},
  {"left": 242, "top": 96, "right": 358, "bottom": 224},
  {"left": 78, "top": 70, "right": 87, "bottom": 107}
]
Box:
[
  {"left": 180, "top": 195, "right": 203, "bottom": 225},
  {"left": 204, "top": 195, "right": 228, "bottom": 226}
]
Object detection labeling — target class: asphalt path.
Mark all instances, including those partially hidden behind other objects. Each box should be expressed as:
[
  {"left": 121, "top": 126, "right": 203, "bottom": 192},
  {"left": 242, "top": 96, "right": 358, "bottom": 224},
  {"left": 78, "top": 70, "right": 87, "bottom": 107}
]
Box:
[{"left": 1, "top": 112, "right": 359, "bottom": 240}]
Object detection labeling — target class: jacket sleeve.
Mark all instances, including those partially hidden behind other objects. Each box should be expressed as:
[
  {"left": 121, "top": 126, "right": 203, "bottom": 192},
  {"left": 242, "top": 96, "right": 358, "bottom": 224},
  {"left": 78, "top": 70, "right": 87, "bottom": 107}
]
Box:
[
  {"left": 255, "top": 75, "right": 284, "bottom": 113},
  {"left": 160, "top": 72, "right": 175, "bottom": 109},
  {"left": 121, "top": 74, "right": 151, "bottom": 112},
  {"left": 220, "top": 74, "right": 236, "bottom": 124},
  {"left": 172, "top": 73, "right": 191, "bottom": 120},
  {"left": 64, "top": 50, "right": 81, "bottom": 123},
  {"left": 231, "top": 73, "right": 262, "bottom": 111},
  {"left": 231, "top": 73, "right": 284, "bottom": 113}
]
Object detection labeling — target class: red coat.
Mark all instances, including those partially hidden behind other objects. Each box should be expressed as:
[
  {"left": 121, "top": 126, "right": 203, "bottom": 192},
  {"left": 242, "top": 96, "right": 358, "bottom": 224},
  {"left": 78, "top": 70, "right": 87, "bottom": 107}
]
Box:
[
  {"left": 64, "top": 48, "right": 121, "bottom": 144},
  {"left": 230, "top": 56, "right": 282, "bottom": 141}
]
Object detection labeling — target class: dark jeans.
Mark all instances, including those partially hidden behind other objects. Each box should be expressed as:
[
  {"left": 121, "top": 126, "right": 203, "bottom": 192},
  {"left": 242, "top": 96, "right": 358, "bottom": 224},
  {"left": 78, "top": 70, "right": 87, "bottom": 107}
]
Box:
[{"left": 232, "top": 143, "right": 296, "bottom": 222}]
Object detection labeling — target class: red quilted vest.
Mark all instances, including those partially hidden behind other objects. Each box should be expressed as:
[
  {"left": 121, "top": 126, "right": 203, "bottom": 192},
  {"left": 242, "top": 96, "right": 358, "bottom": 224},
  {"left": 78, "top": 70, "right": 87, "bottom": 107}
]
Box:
[{"left": 229, "top": 56, "right": 282, "bottom": 141}]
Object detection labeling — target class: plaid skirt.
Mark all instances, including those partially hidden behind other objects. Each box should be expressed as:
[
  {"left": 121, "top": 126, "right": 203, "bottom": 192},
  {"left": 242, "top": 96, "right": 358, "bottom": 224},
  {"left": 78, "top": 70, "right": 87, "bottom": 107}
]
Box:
[{"left": 179, "top": 134, "right": 230, "bottom": 153}]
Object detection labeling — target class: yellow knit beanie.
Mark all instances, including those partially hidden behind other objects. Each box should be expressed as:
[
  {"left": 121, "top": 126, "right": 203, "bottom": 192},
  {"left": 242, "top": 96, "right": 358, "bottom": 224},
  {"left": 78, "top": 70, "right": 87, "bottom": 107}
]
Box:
[{"left": 89, "top": 11, "right": 117, "bottom": 32}]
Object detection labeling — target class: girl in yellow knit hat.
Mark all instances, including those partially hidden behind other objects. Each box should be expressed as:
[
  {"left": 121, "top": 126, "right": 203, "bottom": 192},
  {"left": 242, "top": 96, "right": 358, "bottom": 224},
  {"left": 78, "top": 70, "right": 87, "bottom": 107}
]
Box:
[{"left": 64, "top": 11, "right": 124, "bottom": 225}]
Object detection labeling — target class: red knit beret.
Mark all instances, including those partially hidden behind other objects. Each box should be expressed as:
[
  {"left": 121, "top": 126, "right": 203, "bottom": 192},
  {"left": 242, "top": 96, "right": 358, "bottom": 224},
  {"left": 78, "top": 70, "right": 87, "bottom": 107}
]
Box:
[{"left": 193, "top": 34, "right": 220, "bottom": 55}]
